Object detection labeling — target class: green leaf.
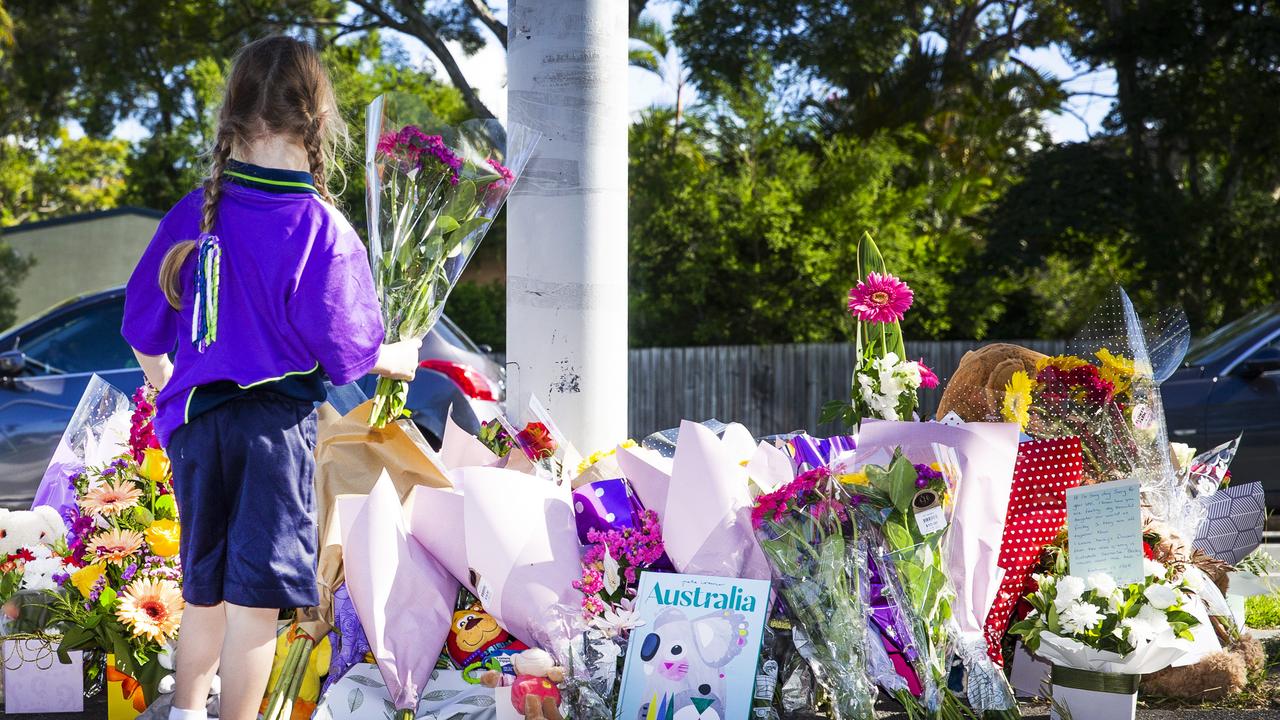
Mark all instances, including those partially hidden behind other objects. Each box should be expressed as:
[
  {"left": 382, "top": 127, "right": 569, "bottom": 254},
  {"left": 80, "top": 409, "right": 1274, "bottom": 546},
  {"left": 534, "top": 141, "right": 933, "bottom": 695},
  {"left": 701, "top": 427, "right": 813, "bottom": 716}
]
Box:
[
  {"left": 97, "top": 586, "right": 117, "bottom": 611},
  {"left": 134, "top": 505, "right": 154, "bottom": 526},
  {"left": 446, "top": 216, "right": 490, "bottom": 245},
  {"left": 440, "top": 179, "right": 476, "bottom": 219},
  {"left": 154, "top": 494, "right": 177, "bottom": 519},
  {"left": 885, "top": 454, "right": 919, "bottom": 513},
  {"left": 432, "top": 215, "right": 460, "bottom": 234}
]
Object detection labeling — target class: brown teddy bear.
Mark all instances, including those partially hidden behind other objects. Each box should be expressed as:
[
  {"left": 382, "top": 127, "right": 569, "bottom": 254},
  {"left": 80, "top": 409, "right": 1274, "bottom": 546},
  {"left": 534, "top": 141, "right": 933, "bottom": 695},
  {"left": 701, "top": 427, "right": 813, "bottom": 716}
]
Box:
[{"left": 935, "top": 343, "right": 1046, "bottom": 421}]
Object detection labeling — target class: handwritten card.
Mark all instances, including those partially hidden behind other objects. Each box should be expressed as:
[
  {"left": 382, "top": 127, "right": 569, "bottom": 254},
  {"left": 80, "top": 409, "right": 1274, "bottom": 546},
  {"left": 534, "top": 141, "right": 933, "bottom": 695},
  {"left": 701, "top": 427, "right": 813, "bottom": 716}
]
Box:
[{"left": 1066, "top": 480, "right": 1143, "bottom": 585}]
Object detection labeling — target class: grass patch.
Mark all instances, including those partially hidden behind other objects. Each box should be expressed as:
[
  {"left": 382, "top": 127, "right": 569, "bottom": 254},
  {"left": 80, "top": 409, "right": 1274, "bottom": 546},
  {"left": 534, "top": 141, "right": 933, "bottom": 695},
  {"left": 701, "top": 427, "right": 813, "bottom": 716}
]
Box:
[{"left": 1246, "top": 593, "right": 1280, "bottom": 629}]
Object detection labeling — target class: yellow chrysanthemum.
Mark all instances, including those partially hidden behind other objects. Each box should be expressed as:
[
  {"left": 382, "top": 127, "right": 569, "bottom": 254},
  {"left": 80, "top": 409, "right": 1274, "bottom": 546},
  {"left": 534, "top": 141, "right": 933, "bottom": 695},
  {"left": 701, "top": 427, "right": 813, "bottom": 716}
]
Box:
[
  {"left": 1035, "top": 355, "right": 1090, "bottom": 373},
  {"left": 70, "top": 563, "right": 105, "bottom": 597},
  {"left": 575, "top": 439, "right": 639, "bottom": 475},
  {"left": 1095, "top": 347, "right": 1149, "bottom": 396},
  {"left": 79, "top": 480, "right": 142, "bottom": 517},
  {"left": 1002, "top": 371, "right": 1033, "bottom": 430},
  {"left": 144, "top": 519, "right": 180, "bottom": 558},
  {"left": 116, "top": 578, "right": 184, "bottom": 643},
  {"left": 139, "top": 448, "right": 171, "bottom": 484},
  {"left": 837, "top": 470, "right": 870, "bottom": 486}
]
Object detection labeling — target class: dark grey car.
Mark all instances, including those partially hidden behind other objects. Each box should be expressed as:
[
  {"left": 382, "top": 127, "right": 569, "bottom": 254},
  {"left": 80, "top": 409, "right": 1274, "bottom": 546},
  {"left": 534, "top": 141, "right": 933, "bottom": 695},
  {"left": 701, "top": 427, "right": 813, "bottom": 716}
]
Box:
[
  {"left": 1162, "top": 303, "right": 1280, "bottom": 509},
  {"left": 0, "top": 287, "right": 505, "bottom": 508}
]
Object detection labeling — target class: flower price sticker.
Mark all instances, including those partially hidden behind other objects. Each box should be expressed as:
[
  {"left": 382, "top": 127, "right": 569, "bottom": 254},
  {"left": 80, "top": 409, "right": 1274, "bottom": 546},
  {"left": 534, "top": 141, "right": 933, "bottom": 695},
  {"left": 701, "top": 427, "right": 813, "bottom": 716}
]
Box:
[{"left": 1065, "top": 480, "right": 1144, "bottom": 586}]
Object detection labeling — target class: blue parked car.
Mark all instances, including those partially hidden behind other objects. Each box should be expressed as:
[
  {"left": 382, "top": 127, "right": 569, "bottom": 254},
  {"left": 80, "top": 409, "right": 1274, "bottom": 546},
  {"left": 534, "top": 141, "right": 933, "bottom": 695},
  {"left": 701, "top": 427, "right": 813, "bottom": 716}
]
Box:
[{"left": 0, "top": 287, "right": 505, "bottom": 508}]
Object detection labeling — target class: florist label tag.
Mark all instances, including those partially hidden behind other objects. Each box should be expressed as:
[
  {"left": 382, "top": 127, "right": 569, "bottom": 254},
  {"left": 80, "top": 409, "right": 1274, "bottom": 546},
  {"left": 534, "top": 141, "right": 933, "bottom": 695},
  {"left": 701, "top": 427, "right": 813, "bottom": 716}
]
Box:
[{"left": 1066, "top": 480, "right": 1143, "bottom": 585}]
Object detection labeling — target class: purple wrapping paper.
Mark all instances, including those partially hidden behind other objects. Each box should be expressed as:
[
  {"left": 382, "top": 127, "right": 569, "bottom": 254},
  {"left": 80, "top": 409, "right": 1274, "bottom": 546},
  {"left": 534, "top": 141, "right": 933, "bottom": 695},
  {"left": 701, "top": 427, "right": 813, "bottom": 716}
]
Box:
[
  {"left": 572, "top": 476, "right": 674, "bottom": 572},
  {"left": 571, "top": 478, "right": 644, "bottom": 544},
  {"left": 788, "top": 434, "right": 856, "bottom": 473},
  {"left": 867, "top": 548, "right": 923, "bottom": 695},
  {"left": 323, "top": 583, "right": 371, "bottom": 696}
]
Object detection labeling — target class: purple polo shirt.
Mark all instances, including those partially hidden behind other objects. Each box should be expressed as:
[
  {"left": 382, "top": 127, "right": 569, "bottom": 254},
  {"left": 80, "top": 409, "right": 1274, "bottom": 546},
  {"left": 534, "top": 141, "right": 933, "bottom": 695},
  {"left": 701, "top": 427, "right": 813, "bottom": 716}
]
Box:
[{"left": 122, "top": 162, "right": 385, "bottom": 446}]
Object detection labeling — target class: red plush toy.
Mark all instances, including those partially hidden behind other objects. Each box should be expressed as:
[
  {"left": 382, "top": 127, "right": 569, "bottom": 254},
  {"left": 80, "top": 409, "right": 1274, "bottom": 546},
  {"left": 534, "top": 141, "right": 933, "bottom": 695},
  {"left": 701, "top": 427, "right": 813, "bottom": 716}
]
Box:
[{"left": 480, "top": 649, "right": 565, "bottom": 720}]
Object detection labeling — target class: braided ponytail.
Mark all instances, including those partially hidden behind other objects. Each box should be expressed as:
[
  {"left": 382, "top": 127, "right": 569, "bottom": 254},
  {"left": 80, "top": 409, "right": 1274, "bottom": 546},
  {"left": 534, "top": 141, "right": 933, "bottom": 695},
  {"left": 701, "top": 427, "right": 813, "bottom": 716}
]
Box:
[
  {"left": 158, "top": 131, "right": 233, "bottom": 309},
  {"left": 302, "top": 113, "right": 336, "bottom": 205}
]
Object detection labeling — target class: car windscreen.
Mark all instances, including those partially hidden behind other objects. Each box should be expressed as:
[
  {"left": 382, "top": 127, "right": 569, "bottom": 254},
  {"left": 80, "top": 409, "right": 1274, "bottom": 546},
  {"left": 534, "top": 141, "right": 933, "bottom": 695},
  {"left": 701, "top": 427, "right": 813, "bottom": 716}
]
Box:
[
  {"left": 1185, "top": 303, "right": 1280, "bottom": 366},
  {"left": 436, "top": 315, "right": 484, "bottom": 354}
]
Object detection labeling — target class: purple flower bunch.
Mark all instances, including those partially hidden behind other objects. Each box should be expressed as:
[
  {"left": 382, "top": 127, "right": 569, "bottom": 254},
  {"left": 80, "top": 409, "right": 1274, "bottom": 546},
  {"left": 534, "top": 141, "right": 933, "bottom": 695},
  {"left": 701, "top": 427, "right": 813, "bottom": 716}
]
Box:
[
  {"left": 573, "top": 509, "right": 665, "bottom": 619},
  {"left": 376, "top": 125, "right": 464, "bottom": 184}
]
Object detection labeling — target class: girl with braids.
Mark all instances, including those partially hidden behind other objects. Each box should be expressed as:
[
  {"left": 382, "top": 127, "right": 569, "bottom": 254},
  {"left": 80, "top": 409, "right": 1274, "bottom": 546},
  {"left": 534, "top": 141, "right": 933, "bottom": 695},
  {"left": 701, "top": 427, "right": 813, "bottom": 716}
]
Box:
[{"left": 121, "top": 36, "right": 420, "bottom": 720}]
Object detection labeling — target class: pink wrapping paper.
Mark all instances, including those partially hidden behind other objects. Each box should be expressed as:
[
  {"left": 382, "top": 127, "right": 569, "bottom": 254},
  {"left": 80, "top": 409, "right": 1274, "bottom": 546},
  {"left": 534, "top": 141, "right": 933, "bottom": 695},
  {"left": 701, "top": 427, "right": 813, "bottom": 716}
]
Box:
[
  {"left": 615, "top": 444, "right": 674, "bottom": 521},
  {"left": 405, "top": 485, "right": 474, "bottom": 595},
  {"left": 340, "top": 473, "right": 459, "bottom": 712},
  {"left": 664, "top": 421, "right": 771, "bottom": 580},
  {"left": 452, "top": 466, "right": 584, "bottom": 648},
  {"left": 855, "top": 420, "right": 1020, "bottom": 639}
]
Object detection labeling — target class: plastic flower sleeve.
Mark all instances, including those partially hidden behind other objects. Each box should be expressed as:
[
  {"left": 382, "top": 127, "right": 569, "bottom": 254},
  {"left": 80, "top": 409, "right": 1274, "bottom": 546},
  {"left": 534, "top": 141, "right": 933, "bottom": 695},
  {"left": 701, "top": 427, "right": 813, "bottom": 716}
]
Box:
[
  {"left": 1066, "top": 287, "right": 1203, "bottom": 540},
  {"left": 364, "top": 93, "right": 539, "bottom": 426},
  {"left": 752, "top": 468, "right": 875, "bottom": 720},
  {"left": 32, "top": 375, "right": 134, "bottom": 511},
  {"left": 523, "top": 604, "right": 618, "bottom": 718}
]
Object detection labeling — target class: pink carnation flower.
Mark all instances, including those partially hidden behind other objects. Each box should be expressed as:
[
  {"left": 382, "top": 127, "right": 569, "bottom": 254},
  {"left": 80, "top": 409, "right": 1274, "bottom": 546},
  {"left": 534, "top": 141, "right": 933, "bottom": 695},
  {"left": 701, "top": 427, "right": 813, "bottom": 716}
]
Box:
[
  {"left": 917, "top": 359, "right": 939, "bottom": 389},
  {"left": 847, "top": 272, "right": 913, "bottom": 324}
]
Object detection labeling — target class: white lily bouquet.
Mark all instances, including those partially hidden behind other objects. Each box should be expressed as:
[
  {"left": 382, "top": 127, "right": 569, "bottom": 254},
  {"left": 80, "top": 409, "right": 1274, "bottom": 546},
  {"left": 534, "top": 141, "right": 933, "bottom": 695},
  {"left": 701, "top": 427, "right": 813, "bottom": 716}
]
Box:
[{"left": 1010, "top": 556, "right": 1201, "bottom": 720}]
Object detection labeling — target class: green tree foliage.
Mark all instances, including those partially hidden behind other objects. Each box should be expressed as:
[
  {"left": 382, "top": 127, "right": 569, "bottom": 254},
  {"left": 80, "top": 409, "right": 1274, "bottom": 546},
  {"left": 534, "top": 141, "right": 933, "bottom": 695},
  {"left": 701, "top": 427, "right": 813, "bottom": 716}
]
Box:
[
  {"left": 985, "top": 1, "right": 1280, "bottom": 335},
  {"left": 630, "top": 66, "right": 931, "bottom": 345}
]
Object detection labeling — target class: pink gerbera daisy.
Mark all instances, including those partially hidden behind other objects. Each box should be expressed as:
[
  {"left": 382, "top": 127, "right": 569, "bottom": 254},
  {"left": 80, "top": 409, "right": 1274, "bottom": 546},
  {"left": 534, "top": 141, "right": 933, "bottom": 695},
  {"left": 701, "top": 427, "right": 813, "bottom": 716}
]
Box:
[{"left": 847, "top": 272, "right": 913, "bottom": 324}]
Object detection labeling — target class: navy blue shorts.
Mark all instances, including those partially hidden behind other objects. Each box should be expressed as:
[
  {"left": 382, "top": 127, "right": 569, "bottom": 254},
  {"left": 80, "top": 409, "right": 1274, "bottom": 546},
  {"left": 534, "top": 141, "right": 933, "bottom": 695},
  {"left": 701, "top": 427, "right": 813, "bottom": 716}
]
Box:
[{"left": 168, "top": 393, "right": 320, "bottom": 608}]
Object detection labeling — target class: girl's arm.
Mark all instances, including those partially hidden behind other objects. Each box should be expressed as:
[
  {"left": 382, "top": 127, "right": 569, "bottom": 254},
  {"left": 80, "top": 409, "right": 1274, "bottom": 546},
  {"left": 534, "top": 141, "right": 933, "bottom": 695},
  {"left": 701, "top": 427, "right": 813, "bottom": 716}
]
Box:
[{"left": 132, "top": 349, "right": 174, "bottom": 391}]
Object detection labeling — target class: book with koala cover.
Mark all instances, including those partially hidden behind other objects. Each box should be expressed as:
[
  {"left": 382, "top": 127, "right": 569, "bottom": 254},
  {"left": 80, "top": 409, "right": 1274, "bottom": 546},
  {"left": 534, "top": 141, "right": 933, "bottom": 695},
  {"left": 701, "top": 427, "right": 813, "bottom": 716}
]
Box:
[{"left": 615, "top": 571, "right": 771, "bottom": 720}]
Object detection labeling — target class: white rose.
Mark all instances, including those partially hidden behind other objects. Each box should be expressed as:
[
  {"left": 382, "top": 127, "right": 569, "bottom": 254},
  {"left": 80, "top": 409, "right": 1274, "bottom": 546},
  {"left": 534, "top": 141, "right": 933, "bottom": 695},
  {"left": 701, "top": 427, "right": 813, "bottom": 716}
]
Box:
[
  {"left": 1054, "top": 575, "right": 1087, "bottom": 611},
  {"left": 1087, "top": 572, "right": 1117, "bottom": 597},
  {"left": 1143, "top": 583, "right": 1180, "bottom": 611},
  {"left": 1143, "top": 558, "right": 1167, "bottom": 579},
  {"left": 1169, "top": 442, "right": 1196, "bottom": 472}
]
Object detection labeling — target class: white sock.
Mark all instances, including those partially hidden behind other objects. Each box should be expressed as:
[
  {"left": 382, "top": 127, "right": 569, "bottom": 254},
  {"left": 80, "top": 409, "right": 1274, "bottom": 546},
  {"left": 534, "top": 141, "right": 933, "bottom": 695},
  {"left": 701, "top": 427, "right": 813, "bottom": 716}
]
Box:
[{"left": 169, "top": 704, "right": 208, "bottom": 720}]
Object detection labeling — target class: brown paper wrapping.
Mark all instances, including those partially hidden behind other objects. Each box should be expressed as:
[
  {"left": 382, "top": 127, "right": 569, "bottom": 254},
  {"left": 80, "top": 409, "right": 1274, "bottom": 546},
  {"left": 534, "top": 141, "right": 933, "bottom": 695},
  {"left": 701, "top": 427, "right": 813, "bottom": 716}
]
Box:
[{"left": 295, "top": 400, "right": 451, "bottom": 640}]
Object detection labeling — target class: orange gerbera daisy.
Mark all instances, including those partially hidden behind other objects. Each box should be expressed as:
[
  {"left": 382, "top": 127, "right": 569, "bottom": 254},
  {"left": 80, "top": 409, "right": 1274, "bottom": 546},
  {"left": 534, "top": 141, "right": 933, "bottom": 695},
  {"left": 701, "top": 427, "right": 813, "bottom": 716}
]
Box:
[
  {"left": 85, "top": 528, "right": 144, "bottom": 565},
  {"left": 116, "top": 578, "right": 184, "bottom": 643},
  {"left": 79, "top": 480, "right": 143, "bottom": 517}
]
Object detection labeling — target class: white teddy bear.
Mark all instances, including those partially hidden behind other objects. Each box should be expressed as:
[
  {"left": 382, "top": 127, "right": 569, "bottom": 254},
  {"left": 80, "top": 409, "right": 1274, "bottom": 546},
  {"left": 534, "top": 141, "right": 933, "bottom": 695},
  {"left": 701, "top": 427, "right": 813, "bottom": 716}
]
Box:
[{"left": 0, "top": 505, "right": 67, "bottom": 558}]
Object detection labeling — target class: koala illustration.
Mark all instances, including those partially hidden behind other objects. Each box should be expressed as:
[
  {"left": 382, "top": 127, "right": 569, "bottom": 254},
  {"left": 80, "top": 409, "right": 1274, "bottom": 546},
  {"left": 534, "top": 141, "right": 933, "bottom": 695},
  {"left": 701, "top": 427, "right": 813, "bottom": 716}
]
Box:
[{"left": 635, "top": 608, "right": 749, "bottom": 720}]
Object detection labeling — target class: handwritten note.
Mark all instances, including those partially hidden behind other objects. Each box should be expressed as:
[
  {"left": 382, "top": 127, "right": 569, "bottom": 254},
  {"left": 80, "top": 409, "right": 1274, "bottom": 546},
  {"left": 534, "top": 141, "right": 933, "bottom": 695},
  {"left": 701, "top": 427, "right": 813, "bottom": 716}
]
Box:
[{"left": 1066, "top": 480, "right": 1144, "bottom": 585}]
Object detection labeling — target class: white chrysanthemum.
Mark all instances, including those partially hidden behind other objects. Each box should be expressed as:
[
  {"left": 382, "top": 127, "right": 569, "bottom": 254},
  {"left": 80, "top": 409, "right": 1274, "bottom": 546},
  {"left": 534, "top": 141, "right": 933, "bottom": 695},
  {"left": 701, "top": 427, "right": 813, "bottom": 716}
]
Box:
[
  {"left": 1054, "top": 575, "right": 1087, "bottom": 611},
  {"left": 1060, "top": 601, "right": 1105, "bottom": 635}
]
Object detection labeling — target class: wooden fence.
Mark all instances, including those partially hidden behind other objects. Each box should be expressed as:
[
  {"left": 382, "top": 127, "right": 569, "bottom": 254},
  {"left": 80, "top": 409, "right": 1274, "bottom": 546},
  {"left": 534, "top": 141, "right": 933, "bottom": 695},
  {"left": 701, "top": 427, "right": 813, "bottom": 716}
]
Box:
[
  {"left": 625, "top": 340, "right": 1066, "bottom": 438},
  {"left": 494, "top": 340, "right": 1066, "bottom": 438}
]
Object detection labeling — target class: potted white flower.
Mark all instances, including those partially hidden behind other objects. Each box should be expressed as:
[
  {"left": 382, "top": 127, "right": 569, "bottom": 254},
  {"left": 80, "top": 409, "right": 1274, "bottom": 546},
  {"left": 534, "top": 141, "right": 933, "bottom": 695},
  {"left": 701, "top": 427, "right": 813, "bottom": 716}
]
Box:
[{"left": 1010, "top": 557, "right": 1201, "bottom": 720}]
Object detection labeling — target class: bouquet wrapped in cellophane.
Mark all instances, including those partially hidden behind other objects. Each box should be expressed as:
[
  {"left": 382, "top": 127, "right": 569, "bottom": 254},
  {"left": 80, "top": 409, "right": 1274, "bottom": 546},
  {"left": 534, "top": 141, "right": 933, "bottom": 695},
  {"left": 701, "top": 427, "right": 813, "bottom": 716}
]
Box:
[
  {"left": 365, "top": 93, "right": 538, "bottom": 427},
  {"left": 752, "top": 467, "right": 875, "bottom": 720},
  {"left": 44, "top": 383, "right": 183, "bottom": 708}
]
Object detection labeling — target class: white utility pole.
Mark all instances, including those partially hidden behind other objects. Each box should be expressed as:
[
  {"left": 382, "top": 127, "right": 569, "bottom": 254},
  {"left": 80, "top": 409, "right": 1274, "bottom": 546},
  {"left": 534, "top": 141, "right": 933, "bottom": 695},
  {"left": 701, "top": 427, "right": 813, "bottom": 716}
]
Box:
[{"left": 506, "top": 0, "right": 629, "bottom": 450}]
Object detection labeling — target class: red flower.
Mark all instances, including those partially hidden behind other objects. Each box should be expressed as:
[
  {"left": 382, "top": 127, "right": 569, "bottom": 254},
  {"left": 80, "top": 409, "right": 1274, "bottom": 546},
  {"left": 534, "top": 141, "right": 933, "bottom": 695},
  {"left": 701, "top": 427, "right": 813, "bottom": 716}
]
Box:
[
  {"left": 7, "top": 548, "right": 34, "bottom": 564},
  {"left": 1142, "top": 542, "right": 1154, "bottom": 559},
  {"left": 516, "top": 422, "right": 557, "bottom": 460}
]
